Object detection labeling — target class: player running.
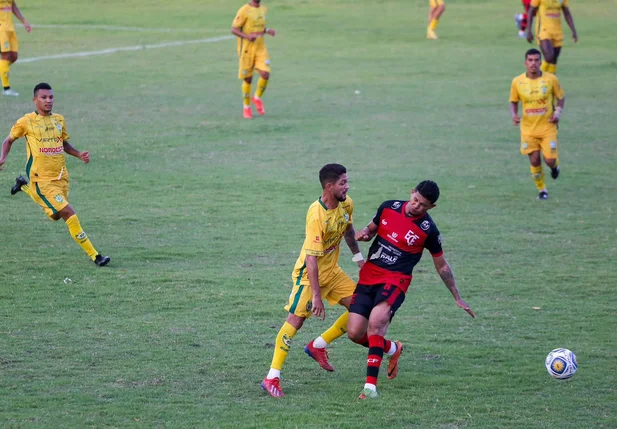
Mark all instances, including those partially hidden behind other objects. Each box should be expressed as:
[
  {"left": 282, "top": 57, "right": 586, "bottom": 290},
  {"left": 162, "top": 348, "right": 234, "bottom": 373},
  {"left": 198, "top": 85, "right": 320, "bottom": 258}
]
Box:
[
  {"left": 0, "top": 83, "right": 111, "bottom": 266},
  {"left": 0, "top": 0, "right": 32, "bottom": 96}
]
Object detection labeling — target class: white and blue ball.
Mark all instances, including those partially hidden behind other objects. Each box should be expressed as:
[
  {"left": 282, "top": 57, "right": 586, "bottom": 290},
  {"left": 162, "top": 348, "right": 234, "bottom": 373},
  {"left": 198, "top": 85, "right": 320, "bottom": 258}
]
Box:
[{"left": 545, "top": 348, "right": 578, "bottom": 379}]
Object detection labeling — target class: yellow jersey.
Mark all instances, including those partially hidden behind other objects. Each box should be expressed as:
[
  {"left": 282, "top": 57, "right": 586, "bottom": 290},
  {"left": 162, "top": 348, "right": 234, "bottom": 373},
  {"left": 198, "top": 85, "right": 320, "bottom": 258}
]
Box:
[
  {"left": 292, "top": 196, "right": 354, "bottom": 286},
  {"left": 232, "top": 3, "right": 268, "bottom": 55},
  {"left": 532, "top": 0, "right": 568, "bottom": 33},
  {"left": 510, "top": 72, "right": 564, "bottom": 137},
  {"left": 10, "top": 112, "right": 71, "bottom": 182},
  {"left": 0, "top": 0, "right": 14, "bottom": 32}
]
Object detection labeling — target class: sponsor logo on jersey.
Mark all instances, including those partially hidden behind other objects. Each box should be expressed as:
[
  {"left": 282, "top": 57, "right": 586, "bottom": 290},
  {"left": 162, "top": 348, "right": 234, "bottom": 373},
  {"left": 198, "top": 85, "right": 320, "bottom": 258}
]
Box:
[
  {"left": 420, "top": 220, "right": 430, "bottom": 231},
  {"left": 39, "top": 146, "right": 64, "bottom": 154},
  {"left": 525, "top": 107, "right": 548, "bottom": 116},
  {"left": 391, "top": 201, "right": 401, "bottom": 209}
]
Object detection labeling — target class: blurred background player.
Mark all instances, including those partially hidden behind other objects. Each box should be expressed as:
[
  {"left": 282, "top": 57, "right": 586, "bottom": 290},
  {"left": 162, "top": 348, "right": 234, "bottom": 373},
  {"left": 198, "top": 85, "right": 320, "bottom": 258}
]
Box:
[
  {"left": 510, "top": 49, "right": 565, "bottom": 200},
  {"left": 526, "top": 0, "right": 578, "bottom": 73},
  {"left": 427, "top": 0, "right": 445, "bottom": 40},
  {"left": 515, "top": 0, "right": 532, "bottom": 39},
  {"left": 261, "top": 164, "right": 365, "bottom": 398},
  {"left": 231, "top": 0, "right": 276, "bottom": 119},
  {"left": 348, "top": 181, "right": 475, "bottom": 399},
  {"left": 0, "top": 0, "right": 31, "bottom": 96},
  {"left": 0, "top": 83, "right": 111, "bottom": 266}
]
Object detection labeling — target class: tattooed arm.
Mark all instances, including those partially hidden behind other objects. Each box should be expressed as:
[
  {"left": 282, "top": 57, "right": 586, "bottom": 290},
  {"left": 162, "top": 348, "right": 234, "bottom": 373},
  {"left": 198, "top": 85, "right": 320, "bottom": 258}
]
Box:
[
  {"left": 345, "top": 224, "right": 364, "bottom": 268},
  {"left": 433, "top": 254, "right": 475, "bottom": 318}
]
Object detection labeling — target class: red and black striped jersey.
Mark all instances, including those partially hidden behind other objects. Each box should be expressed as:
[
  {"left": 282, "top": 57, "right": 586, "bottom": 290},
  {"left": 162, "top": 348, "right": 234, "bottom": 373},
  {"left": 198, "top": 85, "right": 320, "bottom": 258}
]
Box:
[{"left": 358, "top": 200, "right": 443, "bottom": 293}]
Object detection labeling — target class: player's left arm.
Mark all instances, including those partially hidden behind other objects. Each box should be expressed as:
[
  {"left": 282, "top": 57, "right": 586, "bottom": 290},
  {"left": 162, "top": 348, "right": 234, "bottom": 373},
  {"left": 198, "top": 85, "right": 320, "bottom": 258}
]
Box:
[
  {"left": 344, "top": 224, "right": 364, "bottom": 268},
  {"left": 63, "top": 141, "right": 90, "bottom": 164},
  {"left": 432, "top": 254, "right": 475, "bottom": 318},
  {"left": 562, "top": 6, "right": 578, "bottom": 42},
  {"left": 11, "top": 1, "right": 31, "bottom": 33}
]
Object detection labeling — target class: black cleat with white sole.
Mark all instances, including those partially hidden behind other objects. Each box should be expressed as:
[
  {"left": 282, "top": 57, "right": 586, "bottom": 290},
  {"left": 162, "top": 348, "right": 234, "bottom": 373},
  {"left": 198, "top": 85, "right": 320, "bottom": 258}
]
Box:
[
  {"left": 537, "top": 191, "right": 549, "bottom": 200},
  {"left": 94, "top": 254, "right": 111, "bottom": 266},
  {"left": 550, "top": 166, "right": 560, "bottom": 180}
]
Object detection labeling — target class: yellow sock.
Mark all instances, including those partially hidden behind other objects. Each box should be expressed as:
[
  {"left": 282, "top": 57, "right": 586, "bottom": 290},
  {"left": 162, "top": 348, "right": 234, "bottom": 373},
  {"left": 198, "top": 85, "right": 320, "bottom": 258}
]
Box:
[
  {"left": 270, "top": 321, "right": 297, "bottom": 371},
  {"left": 429, "top": 19, "right": 439, "bottom": 30},
  {"left": 242, "top": 81, "right": 251, "bottom": 107},
  {"left": 541, "top": 61, "right": 549, "bottom": 72},
  {"left": 530, "top": 165, "right": 546, "bottom": 191},
  {"left": 320, "top": 311, "right": 349, "bottom": 344},
  {"left": 547, "top": 63, "right": 557, "bottom": 73},
  {"left": 65, "top": 214, "right": 98, "bottom": 260},
  {"left": 255, "top": 77, "right": 269, "bottom": 99},
  {"left": 0, "top": 59, "right": 10, "bottom": 88}
]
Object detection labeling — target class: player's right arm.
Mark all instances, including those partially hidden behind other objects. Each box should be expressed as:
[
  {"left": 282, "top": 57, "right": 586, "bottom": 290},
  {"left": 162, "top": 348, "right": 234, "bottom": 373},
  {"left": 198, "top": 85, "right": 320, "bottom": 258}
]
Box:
[
  {"left": 0, "top": 135, "right": 18, "bottom": 170},
  {"left": 231, "top": 7, "right": 257, "bottom": 42},
  {"left": 509, "top": 78, "right": 521, "bottom": 126},
  {"left": 526, "top": 0, "right": 540, "bottom": 43},
  {"left": 304, "top": 212, "right": 326, "bottom": 320},
  {"left": 355, "top": 221, "right": 378, "bottom": 242},
  {"left": 305, "top": 255, "right": 325, "bottom": 320},
  {"left": 562, "top": 2, "right": 578, "bottom": 43}
]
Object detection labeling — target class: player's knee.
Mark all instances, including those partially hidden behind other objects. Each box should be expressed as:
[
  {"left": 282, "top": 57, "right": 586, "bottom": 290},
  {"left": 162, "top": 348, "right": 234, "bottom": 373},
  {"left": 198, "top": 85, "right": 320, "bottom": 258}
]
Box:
[
  {"left": 244, "top": 77, "right": 253, "bottom": 84},
  {"left": 261, "top": 71, "right": 270, "bottom": 80},
  {"left": 7, "top": 52, "right": 18, "bottom": 63},
  {"left": 347, "top": 326, "right": 364, "bottom": 343}
]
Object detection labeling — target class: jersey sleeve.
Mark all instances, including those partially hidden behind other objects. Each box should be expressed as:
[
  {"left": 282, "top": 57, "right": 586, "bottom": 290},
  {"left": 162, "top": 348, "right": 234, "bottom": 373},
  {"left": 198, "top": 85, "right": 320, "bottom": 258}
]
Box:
[
  {"left": 232, "top": 6, "right": 247, "bottom": 29},
  {"left": 9, "top": 116, "right": 28, "bottom": 140},
  {"left": 371, "top": 201, "right": 390, "bottom": 226},
  {"left": 303, "top": 213, "right": 324, "bottom": 257},
  {"left": 60, "top": 116, "right": 70, "bottom": 141},
  {"left": 509, "top": 78, "right": 520, "bottom": 103},
  {"left": 562, "top": 0, "right": 569, "bottom": 7},
  {"left": 530, "top": 0, "right": 540, "bottom": 7},
  {"left": 424, "top": 226, "right": 443, "bottom": 257},
  {"left": 552, "top": 76, "right": 565, "bottom": 100}
]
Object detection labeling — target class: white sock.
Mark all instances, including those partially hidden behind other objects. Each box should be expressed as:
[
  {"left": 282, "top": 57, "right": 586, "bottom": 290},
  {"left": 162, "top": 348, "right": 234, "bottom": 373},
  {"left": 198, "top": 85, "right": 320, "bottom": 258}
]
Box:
[
  {"left": 364, "top": 383, "right": 377, "bottom": 392},
  {"left": 312, "top": 336, "right": 328, "bottom": 349},
  {"left": 386, "top": 341, "right": 397, "bottom": 356},
  {"left": 267, "top": 369, "right": 281, "bottom": 379}
]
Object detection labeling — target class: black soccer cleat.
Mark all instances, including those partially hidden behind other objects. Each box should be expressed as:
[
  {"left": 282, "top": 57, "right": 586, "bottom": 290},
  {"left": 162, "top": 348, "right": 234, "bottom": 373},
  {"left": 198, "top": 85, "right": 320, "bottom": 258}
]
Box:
[
  {"left": 10, "top": 175, "right": 28, "bottom": 195},
  {"left": 550, "top": 166, "right": 560, "bottom": 180},
  {"left": 94, "top": 254, "right": 111, "bottom": 267},
  {"left": 537, "top": 191, "right": 549, "bottom": 200}
]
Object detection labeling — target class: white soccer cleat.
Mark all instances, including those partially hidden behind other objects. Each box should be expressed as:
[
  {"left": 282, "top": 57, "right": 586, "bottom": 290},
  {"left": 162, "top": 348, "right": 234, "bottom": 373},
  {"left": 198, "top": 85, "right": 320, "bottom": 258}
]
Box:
[{"left": 2, "top": 88, "right": 19, "bottom": 96}]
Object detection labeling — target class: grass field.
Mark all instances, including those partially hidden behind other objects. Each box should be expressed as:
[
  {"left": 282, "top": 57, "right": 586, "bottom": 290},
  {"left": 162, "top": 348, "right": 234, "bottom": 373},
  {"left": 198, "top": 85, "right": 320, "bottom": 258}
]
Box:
[{"left": 1, "top": 0, "right": 616, "bottom": 428}]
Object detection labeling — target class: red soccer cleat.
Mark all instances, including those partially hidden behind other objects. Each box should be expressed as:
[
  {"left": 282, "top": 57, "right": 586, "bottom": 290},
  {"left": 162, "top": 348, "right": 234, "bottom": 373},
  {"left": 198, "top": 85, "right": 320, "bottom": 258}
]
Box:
[
  {"left": 261, "top": 377, "right": 285, "bottom": 398},
  {"left": 243, "top": 106, "right": 253, "bottom": 119},
  {"left": 304, "top": 340, "right": 335, "bottom": 372},
  {"left": 387, "top": 341, "right": 403, "bottom": 379},
  {"left": 252, "top": 96, "right": 265, "bottom": 115}
]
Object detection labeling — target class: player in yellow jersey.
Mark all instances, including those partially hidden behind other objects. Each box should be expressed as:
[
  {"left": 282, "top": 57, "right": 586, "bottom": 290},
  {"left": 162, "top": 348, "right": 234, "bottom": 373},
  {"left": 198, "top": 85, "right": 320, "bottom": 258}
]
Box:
[
  {"left": 0, "top": 83, "right": 111, "bottom": 266},
  {"left": 0, "top": 0, "right": 31, "bottom": 96},
  {"left": 427, "top": 0, "right": 446, "bottom": 40},
  {"left": 231, "top": 0, "right": 276, "bottom": 119},
  {"left": 262, "top": 164, "right": 369, "bottom": 398},
  {"left": 526, "top": 0, "right": 577, "bottom": 74},
  {"left": 510, "top": 49, "right": 566, "bottom": 200}
]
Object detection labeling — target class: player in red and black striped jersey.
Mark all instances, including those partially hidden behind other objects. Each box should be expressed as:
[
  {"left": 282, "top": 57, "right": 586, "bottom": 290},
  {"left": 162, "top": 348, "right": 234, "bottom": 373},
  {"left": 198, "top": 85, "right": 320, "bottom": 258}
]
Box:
[{"left": 347, "top": 180, "right": 475, "bottom": 399}]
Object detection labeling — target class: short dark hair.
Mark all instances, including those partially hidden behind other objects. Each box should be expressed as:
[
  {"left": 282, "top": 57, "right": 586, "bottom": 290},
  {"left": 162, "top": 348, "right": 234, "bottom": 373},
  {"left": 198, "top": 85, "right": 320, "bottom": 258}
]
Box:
[
  {"left": 319, "top": 163, "right": 346, "bottom": 189},
  {"left": 525, "top": 48, "right": 542, "bottom": 59},
  {"left": 415, "top": 180, "right": 440, "bottom": 204},
  {"left": 33, "top": 82, "right": 52, "bottom": 96}
]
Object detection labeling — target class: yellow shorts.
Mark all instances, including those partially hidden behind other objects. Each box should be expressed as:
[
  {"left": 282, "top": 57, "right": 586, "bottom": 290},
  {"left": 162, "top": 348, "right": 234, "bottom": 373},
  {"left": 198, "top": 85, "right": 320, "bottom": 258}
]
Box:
[
  {"left": 537, "top": 28, "right": 564, "bottom": 48},
  {"left": 285, "top": 267, "right": 356, "bottom": 318},
  {"left": 521, "top": 132, "right": 559, "bottom": 159},
  {"left": 32, "top": 177, "right": 70, "bottom": 218},
  {"left": 430, "top": 0, "right": 444, "bottom": 8},
  {"left": 238, "top": 45, "right": 270, "bottom": 80},
  {"left": 0, "top": 30, "right": 18, "bottom": 53}
]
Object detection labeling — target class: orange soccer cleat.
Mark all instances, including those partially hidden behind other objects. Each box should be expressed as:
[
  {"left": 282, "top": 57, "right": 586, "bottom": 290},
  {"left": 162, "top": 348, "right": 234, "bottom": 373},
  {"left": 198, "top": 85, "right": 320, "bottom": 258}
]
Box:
[
  {"left": 387, "top": 341, "right": 404, "bottom": 379},
  {"left": 252, "top": 96, "right": 265, "bottom": 115}
]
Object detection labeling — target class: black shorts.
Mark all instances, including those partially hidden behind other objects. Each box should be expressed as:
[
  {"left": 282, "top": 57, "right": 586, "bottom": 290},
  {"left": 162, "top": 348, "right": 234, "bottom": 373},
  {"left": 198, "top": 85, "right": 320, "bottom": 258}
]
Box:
[{"left": 349, "top": 283, "right": 406, "bottom": 321}]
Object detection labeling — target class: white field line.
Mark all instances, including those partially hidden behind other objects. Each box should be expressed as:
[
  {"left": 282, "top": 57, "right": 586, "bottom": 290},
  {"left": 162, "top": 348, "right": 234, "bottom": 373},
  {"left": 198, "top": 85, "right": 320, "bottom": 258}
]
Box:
[
  {"left": 32, "top": 24, "right": 226, "bottom": 33},
  {"left": 19, "top": 35, "right": 234, "bottom": 64}
]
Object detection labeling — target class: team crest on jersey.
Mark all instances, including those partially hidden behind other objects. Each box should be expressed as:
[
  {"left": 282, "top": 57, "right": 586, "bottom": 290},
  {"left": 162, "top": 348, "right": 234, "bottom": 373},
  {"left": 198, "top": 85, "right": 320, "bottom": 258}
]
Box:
[
  {"left": 420, "top": 220, "right": 430, "bottom": 231},
  {"left": 541, "top": 86, "right": 548, "bottom": 94},
  {"left": 55, "top": 122, "right": 63, "bottom": 132},
  {"left": 344, "top": 212, "right": 350, "bottom": 222},
  {"left": 3, "top": 42, "right": 8, "bottom": 49},
  {"left": 54, "top": 194, "right": 64, "bottom": 203},
  {"left": 405, "top": 230, "right": 419, "bottom": 246},
  {"left": 522, "top": 142, "right": 528, "bottom": 149},
  {"left": 391, "top": 201, "right": 401, "bottom": 209},
  {"left": 265, "top": 59, "right": 271, "bottom": 65}
]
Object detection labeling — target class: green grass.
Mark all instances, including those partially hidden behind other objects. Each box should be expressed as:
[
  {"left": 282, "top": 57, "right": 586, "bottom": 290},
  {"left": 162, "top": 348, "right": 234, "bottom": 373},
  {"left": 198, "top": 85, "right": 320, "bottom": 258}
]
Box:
[{"left": 1, "top": 0, "right": 616, "bottom": 428}]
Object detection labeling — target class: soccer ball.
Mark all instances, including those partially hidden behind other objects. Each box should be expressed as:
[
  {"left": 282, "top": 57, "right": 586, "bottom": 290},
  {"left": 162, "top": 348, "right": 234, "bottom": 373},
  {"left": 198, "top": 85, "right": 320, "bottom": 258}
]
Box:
[{"left": 545, "top": 348, "right": 578, "bottom": 379}]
